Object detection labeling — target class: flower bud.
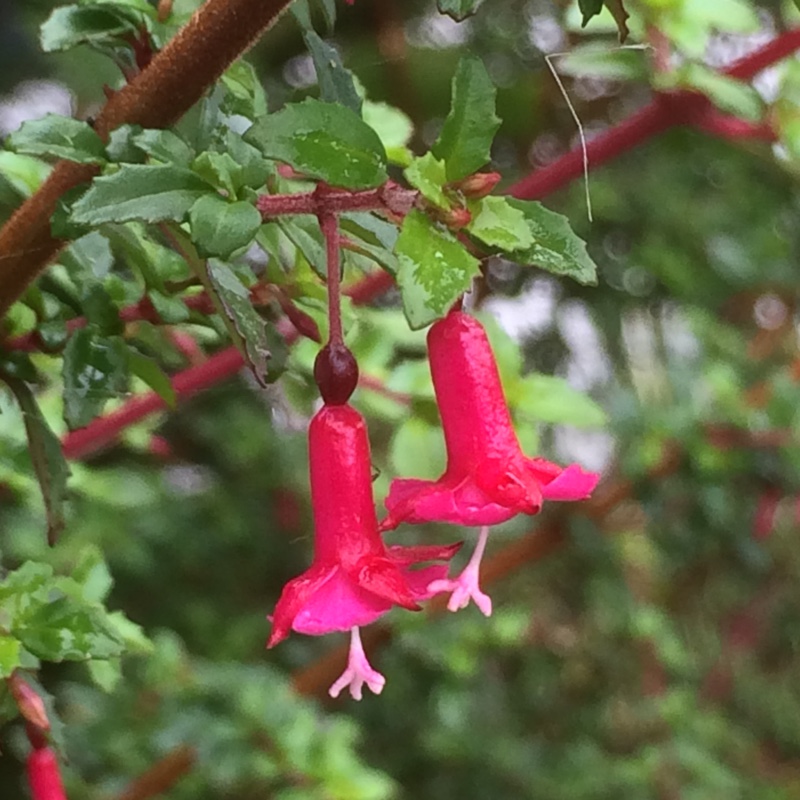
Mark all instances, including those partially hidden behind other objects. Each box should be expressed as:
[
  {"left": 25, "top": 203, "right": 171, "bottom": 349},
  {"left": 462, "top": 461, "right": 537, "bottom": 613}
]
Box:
[
  {"left": 8, "top": 674, "right": 49, "bottom": 733},
  {"left": 453, "top": 172, "right": 501, "bottom": 199},
  {"left": 313, "top": 341, "right": 359, "bottom": 405}
]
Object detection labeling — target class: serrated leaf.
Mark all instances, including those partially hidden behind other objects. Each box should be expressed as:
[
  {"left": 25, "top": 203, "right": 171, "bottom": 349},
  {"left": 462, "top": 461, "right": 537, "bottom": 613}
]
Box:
[
  {"left": 1, "top": 377, "right": 71, "bottom": 545},
  {"left": 437, "top": 0, "right": 483, "bottom": 21},
  {"left": 223, "top": 130, "right": 271, "bottom": 190},
  {"left": 221, "top": 60, "right": 268, "bottom": 118},
  {"left": 189, "top": 195, "right": 262, "bottom": 259},
  {"left": 519, "top": 374, "right": 607, "bottom": 427},
  {"left": 62, "top": 329, "right": 128, "bottom": 429},
  {"left": 127, "top": 350, "right": 176, "bottom": 407},
  {"left": 395, "top": 209, "right": 480, "bottom": 329},
  {"left": 81, "top": 283, "right": 123, "bottom": 334},
  {"left": 404, "top": 153, "right": 449, "bottom": 210},
  {"left": 303, "top": 31, "right": 361, "bottom": 114},
  {"left": 432, "top": 56, "right": 500, "bottom": 182},
  {"left": 244, "top": 98, "right": 387, "bottom": 189},
  {"left": 506, "top": 199, "right": 597, "bottom": 285},
  {"left": 88, "top": 658, "right": 122, "bottom": 691},
  {"left": 18, "top": 598, "right": 124, "bottom": 662},
  {"left": 0, "top": 637, "right": 22, "bottom": 679},
  {"left": 191, "top": 151, "right": 243, "bottom": 197},
  {"left": 466, "top": 196, "right": 533, "bottom": 251},
  {"left": 206, "top": 260, "right": 271, "bottom": 385},
  {"left": 132, "top": 128, "right": 194, "bottom": 166},
  {"left": 7, "top": 114, "right": 105, "bottom": 164},
  {"left": 71, "top": 164, "right": 210, "bottom": 225},
  {"left": 40, "top": 4, "right": 142, "bottom": 52}
]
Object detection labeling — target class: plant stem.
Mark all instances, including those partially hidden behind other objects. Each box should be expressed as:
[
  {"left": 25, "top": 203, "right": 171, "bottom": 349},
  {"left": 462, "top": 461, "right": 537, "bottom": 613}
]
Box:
[{"left": 319, "top": 211, "right": 343, "bottom": 345}]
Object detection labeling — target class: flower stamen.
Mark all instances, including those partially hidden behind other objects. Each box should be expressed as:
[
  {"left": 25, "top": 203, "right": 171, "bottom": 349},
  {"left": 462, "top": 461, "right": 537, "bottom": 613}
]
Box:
[
  {"left": 329, "top": 627, "right": 386, "bottom": 700},
  {"left": 428, "top": 525, "right": 492, "bottom": 617}
]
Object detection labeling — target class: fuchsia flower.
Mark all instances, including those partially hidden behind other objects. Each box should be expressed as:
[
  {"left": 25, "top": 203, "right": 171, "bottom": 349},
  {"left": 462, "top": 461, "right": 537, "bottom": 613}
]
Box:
[
  {"left": 381, "top": 310, "right": 599, "bottom": 615},
  {"left": 268, "top": 403, "right": 460, "bottom": 699}
]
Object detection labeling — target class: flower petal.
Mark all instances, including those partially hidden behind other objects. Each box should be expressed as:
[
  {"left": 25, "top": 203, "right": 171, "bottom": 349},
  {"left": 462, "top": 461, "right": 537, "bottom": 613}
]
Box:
[
  {"left": 353, "top": 556, "right": 421, "bottom": 610},
  {"left": 386, "top": 541, "right": 463, "bottom": 565},
  {"left": 267, "top": 562, "right": 338, "bottom": 648},
  {"left": 538, "top": 463, "right": 599, "bottom": 501},
  {"left": 292, "top": 570, "right": 393, "bottom": 635}
]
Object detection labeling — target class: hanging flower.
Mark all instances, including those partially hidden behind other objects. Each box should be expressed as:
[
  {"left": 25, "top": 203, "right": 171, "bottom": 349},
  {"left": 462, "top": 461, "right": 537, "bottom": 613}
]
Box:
[
  {"left": 268, "top": 403, "right": 460, "bottom": 699},
  {"left": 381, "top": 310, "right": 599, "bottom": 615}
]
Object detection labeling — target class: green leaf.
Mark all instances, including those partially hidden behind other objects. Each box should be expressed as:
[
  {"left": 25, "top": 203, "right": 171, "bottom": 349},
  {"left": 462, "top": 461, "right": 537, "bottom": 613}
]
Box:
[
  {"left": 189, "top": 195, "right": 262, "bottom": 259},
  {"left": 18, "top": 598, "right": 124, "bottom": 662},
  {"left": 437, "top": 0, "right": 483, "bottom": 21},
  {"left": 0, "top": 637, "right": 22, "bottom": 679},
  {"left": 466, "top": 196, "right": 533, "bottom": 251},
  {"left": 1, "top": 377, "right": 71, "bottom": 545},
  {"left": 81, "top": 283, "right": 123, "bottom": 334},
  {"left": 206, "top": 260, "right": 271, "bottom": 385},
  {"left": 362, "top": 100, "right": 413, "bottom": 167},
  {"left": 70, "top": 164, "right": 211, "bottom": 225},
  {"left": 303, "top": 31, "right": 362, "bottom": 115},
  {"left": 277, "top": 216, "right": 327, "bottom": 277},
  {"left": 40, "top": 4, "right": 142, "bottom": 52},
  {"left": 62, "top": 329, "right": 128, "bottom": 429},
  {"left": 221, "top": 60, "right": 268, "bottom": 118},
  {"left": 404, "top": 153, "right": 449, "bottom": 210},
  {"left": 578, "top": 0, "right": 604, "bottom": 26},
  {"left": 191, "top": 151, "right": 243, "bottom": 197},
  {"left": 6, "top": 114, "right": 105, "bottom": 164},
  {"left": 127, "top": 350, "right": 177, "bottom": 408},
  {"left": 673, "top": 63, "right": 763, "bottom": 122},
  {"left": 245, "top": 98, "right": 387, "bottom": 189},
  {"left": 506, "top": 199, "right": 598, "bottom": 285},
  {"left": 223, "top": 130, "right": 271, "bottom": 190},
  {"left": 432, "top": 56, "right": 500, "bottom": 182},
  {"left": 340, "top": 212, "right": 399, "bottom": 275},
  {"left": 395, "top": 209, "right": 480, "bottom": 329},
  {"left": 518, "top": 374, "right": 607, "bottom": 427},
  {"left": 556, "top": 44, "right": 647, "bottom": 82},
  {"left": 0, "top": 152, "right": 51, "bottom": 197},
  {"left": 132, "top": 128, "right": 194, "bottom": 166},
  {"left": 389, "top": 417, "right": 445, "bottom": 480}
]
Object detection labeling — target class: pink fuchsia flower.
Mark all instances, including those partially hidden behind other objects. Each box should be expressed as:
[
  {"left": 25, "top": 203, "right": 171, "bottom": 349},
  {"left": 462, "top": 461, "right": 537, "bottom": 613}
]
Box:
[
  {"left": 268, "top": 403, "right": 460, "bottom": 699},
  {"left": 381, "top": 310, "right": 599, "bottom": 614}
]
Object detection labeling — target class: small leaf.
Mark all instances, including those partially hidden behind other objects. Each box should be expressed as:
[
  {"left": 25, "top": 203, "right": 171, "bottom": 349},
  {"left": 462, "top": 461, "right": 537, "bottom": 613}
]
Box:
[
  {"left": 578, "top": 0, "right": 604, "bottom": 26},
  {"left": 362, "top": 100, "right": 413, "bottom": 166},
  {"left": 340, "top": 212, "right": 399, "bottom": 275},
  {"left": 132, "top": 129, "right": 194, "bottom": 166},
  {"left": 191, "top": 151, "right": 243, "bottom": 197},
  {"left": 206, "top": 260, "right": 271, "bottom": 385},
  {"left": 466, "top": 196, "right": 533, "bottom": 251},
  {"left": 62, "top": 329, "right": 128, "bottom": 429},
  {"left": 221, "top": 60, "right": 268, "bottom": 118},
  {"left": 40, "top": 4, "right": 142, "bottom": 52},
  {"left": 0, "top": 637, "right": 22, "bottom": 679},
  {"left": 303, "top": 31, "right": 361, "bottom": 115},
  {"left": 432, "top": 56, "right": 500, "bottom": 181},
  {"left": 395, "top": 209, "right": 480, "bottom": 329},
  {"left": 7, "top": 114, "right": 105, "bottom": 164},
  {"left": 1, "top": 376, "right": 71, "bottom": 545},
  {"left": 70, "top": 164, "right": 211, "bottom": 225},
  {"left": 189, "top": 195, "right": 262, "bottom": 259},
  {"left": 127, "top": 350, "right": 176, "bottom": 408},
  {"left": 245, "top": 98, "right": 387, "bottom": 189},
  {"left": 404, "top": 153, "right": 449, "bottom": 210},
  {"left": 506, "top": 199, "right": 598, "bottom": 285},
  {"left": 277, "top": 216, "right": 326, "bottom": 277},
  {"left": 437, "top": 0, "right": 483, "bottom": 21}
]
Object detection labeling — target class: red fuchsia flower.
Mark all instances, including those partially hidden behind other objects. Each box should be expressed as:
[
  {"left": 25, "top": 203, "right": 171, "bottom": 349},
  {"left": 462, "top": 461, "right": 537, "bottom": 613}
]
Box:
[
  {"left": 27, "top": 746, "right": 67, "bottom": 800},
  {"left": 268, "top": 403, "right": 460, "bottom": 699},
  {"left": 381, "top": 310, "right": 599, "bottom": 615}
]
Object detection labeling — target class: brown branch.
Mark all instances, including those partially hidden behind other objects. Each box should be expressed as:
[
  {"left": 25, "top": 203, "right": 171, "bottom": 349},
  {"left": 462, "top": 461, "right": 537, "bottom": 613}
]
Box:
[
  {"left": 0, "top": 0, "right": 294, "bottom": 316},
  {"left": 116, "top": 744, "right": 197, "bottom": 800}
]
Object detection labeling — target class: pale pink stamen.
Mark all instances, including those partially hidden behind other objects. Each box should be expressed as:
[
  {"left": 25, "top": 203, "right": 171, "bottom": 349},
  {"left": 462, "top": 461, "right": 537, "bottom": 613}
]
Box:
[
  {"left": 427, "top": 526, "right": 492, "bottom": 616},
  {"left": 328, "top": 627, "right": 386, "bottom": 700}
]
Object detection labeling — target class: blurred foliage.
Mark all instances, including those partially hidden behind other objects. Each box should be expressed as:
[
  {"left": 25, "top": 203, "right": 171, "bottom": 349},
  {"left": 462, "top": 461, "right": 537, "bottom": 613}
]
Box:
[{"left": 3, "top": 0, "right": 800, "bottom": 798}]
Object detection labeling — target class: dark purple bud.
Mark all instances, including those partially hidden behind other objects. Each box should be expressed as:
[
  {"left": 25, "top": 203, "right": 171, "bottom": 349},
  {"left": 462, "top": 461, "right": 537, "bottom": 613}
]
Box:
[{"left": 314, "top": 342, "right": 359, "bottom": 405}]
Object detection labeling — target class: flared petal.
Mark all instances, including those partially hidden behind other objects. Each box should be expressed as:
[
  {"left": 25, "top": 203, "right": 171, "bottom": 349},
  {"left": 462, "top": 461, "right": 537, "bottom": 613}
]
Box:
[
  {"left": 538, "top": 463, "right": 599, "bottom": 501},
  {"left": 292, "top": 568, "right": 394, "bottom": 635},
  {"left": 353, "top": 556, "right": 422, "bottom": 610},
  {"left": 268, "top": 562, "right": 338, "bottom": 648},
  {"left": 386, "top": 541, "right": 463, "bottom": 565}
]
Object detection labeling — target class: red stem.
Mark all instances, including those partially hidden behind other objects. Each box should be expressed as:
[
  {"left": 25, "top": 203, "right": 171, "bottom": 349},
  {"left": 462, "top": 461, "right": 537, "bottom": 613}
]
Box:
[
  {"left": 319, "top": 212, "right": 343, "bottom": 345},
  {"left": 508, "top": 28, "right": 800, "bottom": 200},
  {"left": 60, "top": 272, "right": 394, "bottom": 460}
]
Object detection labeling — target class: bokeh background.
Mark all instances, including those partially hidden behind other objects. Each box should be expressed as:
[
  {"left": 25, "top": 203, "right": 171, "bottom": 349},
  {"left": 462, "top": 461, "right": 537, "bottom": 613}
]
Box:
[{"left": 3, "top": 0, "right": 800, "bottom": 797}]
